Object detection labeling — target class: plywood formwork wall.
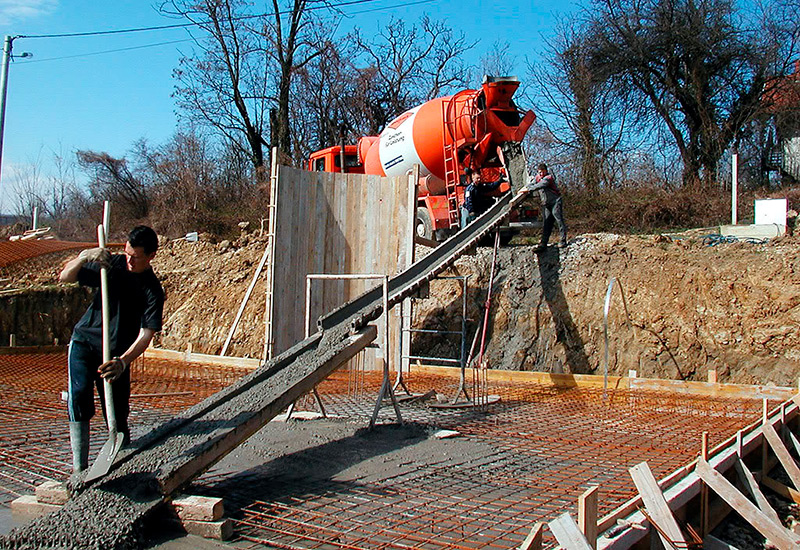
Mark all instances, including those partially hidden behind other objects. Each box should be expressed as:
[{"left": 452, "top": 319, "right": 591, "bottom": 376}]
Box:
[{"left": 266, "top": 165, "right": 414, "bottom": 368}]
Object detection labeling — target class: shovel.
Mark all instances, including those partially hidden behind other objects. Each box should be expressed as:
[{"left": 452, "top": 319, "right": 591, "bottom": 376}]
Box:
[{"left": 85, "top": 224, "right": 126, "bottom": 482}]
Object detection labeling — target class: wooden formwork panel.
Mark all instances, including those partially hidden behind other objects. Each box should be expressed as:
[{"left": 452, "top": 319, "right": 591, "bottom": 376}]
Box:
[{"left": 267, "top": 166, "right": 414, "bottom": 368}]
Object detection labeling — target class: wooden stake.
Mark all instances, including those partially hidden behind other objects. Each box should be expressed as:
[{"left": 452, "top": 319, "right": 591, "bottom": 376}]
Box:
[
  {"left": 629, "top": 462, "right": 686, "bottom": 548},
  {"left": 762, "top": 421, "right": 800, "bottom": 490},
  {"left": 578, "top": 486, "right": 598, "bottom": 549},
  {"left": 519, "top": 522, "right": 543, "bottom": 550},
  {"left": 548, "top": 513, "right": 593, "bottom": 550},
  {"left": 701, "top": 432, "right": 709, "bottom": 537},
  {"left": 733, "top": 458, "right": 780, "bottom": 524}
]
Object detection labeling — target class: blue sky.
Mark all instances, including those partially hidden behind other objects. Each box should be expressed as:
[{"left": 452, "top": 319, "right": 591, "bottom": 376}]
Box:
[{"left": 0, "top": 0, "right": 579, "bottom": 215}]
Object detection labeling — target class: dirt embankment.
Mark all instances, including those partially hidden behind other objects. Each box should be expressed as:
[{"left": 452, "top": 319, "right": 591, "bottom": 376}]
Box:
[
  {"left": 3, "top": 229, "right": 799, "bottom": 386},
  {"left": 413, "top": 233, "right": 800, "bottom": 387}
]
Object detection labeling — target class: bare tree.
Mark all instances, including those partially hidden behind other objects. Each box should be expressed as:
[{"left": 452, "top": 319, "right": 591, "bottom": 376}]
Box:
[
  {"left": 262, "top": 0, "right": 325, "bottom": 161},
  {"left": 77, "top": 150, "right": 150, "bottom": 219},
  {"left": 352, "top": 16, "right": 474, "bottom": 134},
  {"left": 9, "top": 156, "right": 45, "bottom": 220},
  {"left": 585, "top": 0, "right": 800, "bottom": 186},
  {"left": 163, "top": 0, "right": 271, "bottom": 178},
  {"left": 530, "top": 17, "right": 643, "bottom": 190},
  {"left": 291, "top": 37, "right": 360, "bottom": 161},
  {"left": 480, "top": 40, "right": 515, "bottom": 78},
  {"left": 163, "top": 0, "right": 326, "bottom": 172}
]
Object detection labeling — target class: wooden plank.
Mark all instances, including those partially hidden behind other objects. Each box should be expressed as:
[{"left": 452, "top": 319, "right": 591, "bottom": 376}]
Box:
[
  {"left": 762, "top": 420, "right": 800, "bottom": 490},
  {"left": 414, "top": 234, "right": 439, "bottom": 248},
  {"left": 629, "top": 378, "right": 795, "bottom": 400},
  {"left": 787, "top": 428, "right": 800, "bottom": 457},
  {"left": 548, "top": 512, "right": 593, "bottom": 550},
  {"left": 696, "top": 458, "right": 800, "bottom": 549},
  {"left": 761, "top": 475, "right": 800, "bottom": 505},
  {"left": 733, "top": 458, "right": 780, "bottom": 524},
  {"left": 629, "top": 461, "right": 686, "bottom": 548},
  {"left": 703, "top": 533, "right": 741, "bottom": 550},
  {"left": 144, "top": 348, "right": 261, "bottom": 369},
  {"left": 578, "top": 486, "right": 599, "bottom": 549},
  {"left": 409, "top": 364, "right": 797, "bottom": 399},
  {"left": 519, "top": 522, "right": 543, "bottom": 550}
]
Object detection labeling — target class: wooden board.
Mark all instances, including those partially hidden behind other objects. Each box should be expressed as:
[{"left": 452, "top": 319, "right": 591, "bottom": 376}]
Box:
[
  {"left": 548, "top": 513, "right": 593, "bottom": 550},
  {"left": 519, "top": 522, "right": 543, "bottom": 550},
  {"left": 762, "top": 475, "right": 800, "bottom": 505},
  {"left": 762, "top": 421, "right": 800, "bottom": 490},
  {"left": 409, "top": 365, "right": 797, "bottom": 400},
  {"left": 696, "top": 458, "right": 800, "bottom": 549},
  {"left": 578, "top": 486, "right": 599, "bottom": 549},
  {"left": 628, "top": 461, "right": 686, "bottom": 548},
  {"left": 266, "top": 167, "right": 413, "bottom": 368},
  {"left": 733, "top": 458, "right": 780, "bottom": 524}
]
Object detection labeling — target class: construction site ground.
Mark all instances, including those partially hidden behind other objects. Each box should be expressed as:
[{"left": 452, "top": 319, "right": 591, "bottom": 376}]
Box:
[
  {"left": 0, "top": 349, "right": 786, "bottom": 549},
  {"left": 2, "top": 228, "right": 800, "bottom": 548}
]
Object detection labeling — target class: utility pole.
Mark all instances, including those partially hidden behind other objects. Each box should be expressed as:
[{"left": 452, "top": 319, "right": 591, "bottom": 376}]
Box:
[
  {"left": 0, "top": 35, "right": 29, "bottom": 190},
  {"left": 0, "top": 35, "right": 15, "bottom": 186}
]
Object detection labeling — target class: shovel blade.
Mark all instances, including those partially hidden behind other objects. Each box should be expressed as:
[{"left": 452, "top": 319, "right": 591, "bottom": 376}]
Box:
[{"left": 85, "top": 432, "right": 125, "bottom": 483}]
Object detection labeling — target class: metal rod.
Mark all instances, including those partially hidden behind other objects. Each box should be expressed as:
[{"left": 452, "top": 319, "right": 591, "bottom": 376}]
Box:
[
  {"left": 403, "top": 328, "right": 463, "bottom": 335},
  {"left": 102, "top": 201, "right": 110, "bottom": 237},
  {"left": 403, "top": 355, "right": 461, "bottom": 364},
  {"left": 602, "top": 277, "right": 633, "bottom": 396}
]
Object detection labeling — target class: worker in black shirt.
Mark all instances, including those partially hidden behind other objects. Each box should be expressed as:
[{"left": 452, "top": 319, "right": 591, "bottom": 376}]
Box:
[
  {"left": 59, "top": 225, "right": 165, "bottom": 473},
  {"left": 460, "top": 168, "right": 504, "bottom": 229}
]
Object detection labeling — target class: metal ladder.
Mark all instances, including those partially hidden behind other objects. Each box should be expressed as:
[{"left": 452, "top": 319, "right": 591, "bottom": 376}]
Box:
[{"left": 441, "top": 100, "right": 462, "bottom": 229}]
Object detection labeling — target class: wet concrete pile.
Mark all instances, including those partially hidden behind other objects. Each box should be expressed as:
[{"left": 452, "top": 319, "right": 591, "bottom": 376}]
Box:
[{"left": 0, "top": 323, "right": 375, "bottom": 550}]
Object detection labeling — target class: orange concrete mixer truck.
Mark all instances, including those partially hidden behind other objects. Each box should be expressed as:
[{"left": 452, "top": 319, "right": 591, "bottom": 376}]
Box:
[{"left": 308, "top": 76, "right": 538, "bottom": 241}]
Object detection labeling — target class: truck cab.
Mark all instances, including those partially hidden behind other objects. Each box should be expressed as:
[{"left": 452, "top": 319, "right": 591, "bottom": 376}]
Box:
[{"left": 307, "top": 146, "right": 364, "bottom": 174}]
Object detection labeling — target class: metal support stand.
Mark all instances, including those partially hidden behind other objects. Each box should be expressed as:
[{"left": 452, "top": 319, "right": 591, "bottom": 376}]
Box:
[
  {"left": 432, "top": 233, "right": 500, "bottom": 410},
  {"left": 393, "top": 299, "right": 413, "bottom": 396},
  {"left": 370, "top": 276, "right": 402, "bottom": 428},
  {"left": 400, "top": 275, "right": 469, "bottom": 402},
  {"left": 301, "top": 273, "right": 402, "bottom": 428}
]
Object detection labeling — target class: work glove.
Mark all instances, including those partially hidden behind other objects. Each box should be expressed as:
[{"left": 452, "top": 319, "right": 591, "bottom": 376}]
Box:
[
  {"left": 98, "top": 357, "right": 126, "bottom": 382},
  {"left": 78, "top": 247, "right": 111, "bottom": 266}
]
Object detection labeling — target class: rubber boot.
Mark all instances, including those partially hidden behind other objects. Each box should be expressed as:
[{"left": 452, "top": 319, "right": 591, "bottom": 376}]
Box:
[{"left": 69, "top": 421, "right": 90, "bottom": 474}]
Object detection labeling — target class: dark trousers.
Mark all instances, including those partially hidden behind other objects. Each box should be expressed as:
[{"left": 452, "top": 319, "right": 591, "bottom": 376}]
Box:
[
  {"left": 540, "top": 197, "right": 567, "bottom": 246},
  {"left": 67, "top": 340, "right": 130, "bottom": 438}
]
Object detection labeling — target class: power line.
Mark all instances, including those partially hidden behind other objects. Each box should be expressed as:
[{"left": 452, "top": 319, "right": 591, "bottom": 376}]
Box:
[
  {"left": 15, "top": 39, "right": 191, "bottom": 64},
  {"left": 18, "top": 0, "right": 428, "bottom": 40},
  {"left": 8, "top": 0, "right": 436, "bottom": 66}
]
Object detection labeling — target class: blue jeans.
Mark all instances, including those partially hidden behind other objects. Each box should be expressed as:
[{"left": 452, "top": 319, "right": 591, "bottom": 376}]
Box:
[
  {"left": 460, "top": 207, "right": 476, "bottom": 229},
  {"left": 67, "top": 340, "right": 130, "bottom": 439}
]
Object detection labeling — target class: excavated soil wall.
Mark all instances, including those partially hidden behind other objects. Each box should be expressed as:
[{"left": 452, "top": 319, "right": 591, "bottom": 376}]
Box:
[
  {"left": 414, "top": 233, "right": 800, "bottom": 386},
  {"left": 0, "top": 287, "right": 91, "bottom": 347},
  {"left": 3, "top": 230, "right": 799, "bottom": 386}
]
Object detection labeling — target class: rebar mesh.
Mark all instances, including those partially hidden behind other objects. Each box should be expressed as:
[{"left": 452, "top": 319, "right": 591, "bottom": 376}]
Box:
[
  {"left": 0, "top": 351, "right": 249, "bottom": 505},
  {"left": 0, "top": 351, "right": 771, "bottom": 549}
]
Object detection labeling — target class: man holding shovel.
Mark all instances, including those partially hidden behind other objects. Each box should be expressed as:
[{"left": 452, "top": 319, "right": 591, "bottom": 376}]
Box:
[{"left": 59, "top": 225, "right": 164, "bottom": 474}]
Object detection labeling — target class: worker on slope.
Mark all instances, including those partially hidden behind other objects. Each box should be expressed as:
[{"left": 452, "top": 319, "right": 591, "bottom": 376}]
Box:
[
  {"left": 59, "top": 225, "right": 165, "bottom": 474},
  {"left": 521, "top": 163, "right": 568, "bottom": 252},
  {"left": 460, "top": 168, "right": 505, "bottom": 229}
]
